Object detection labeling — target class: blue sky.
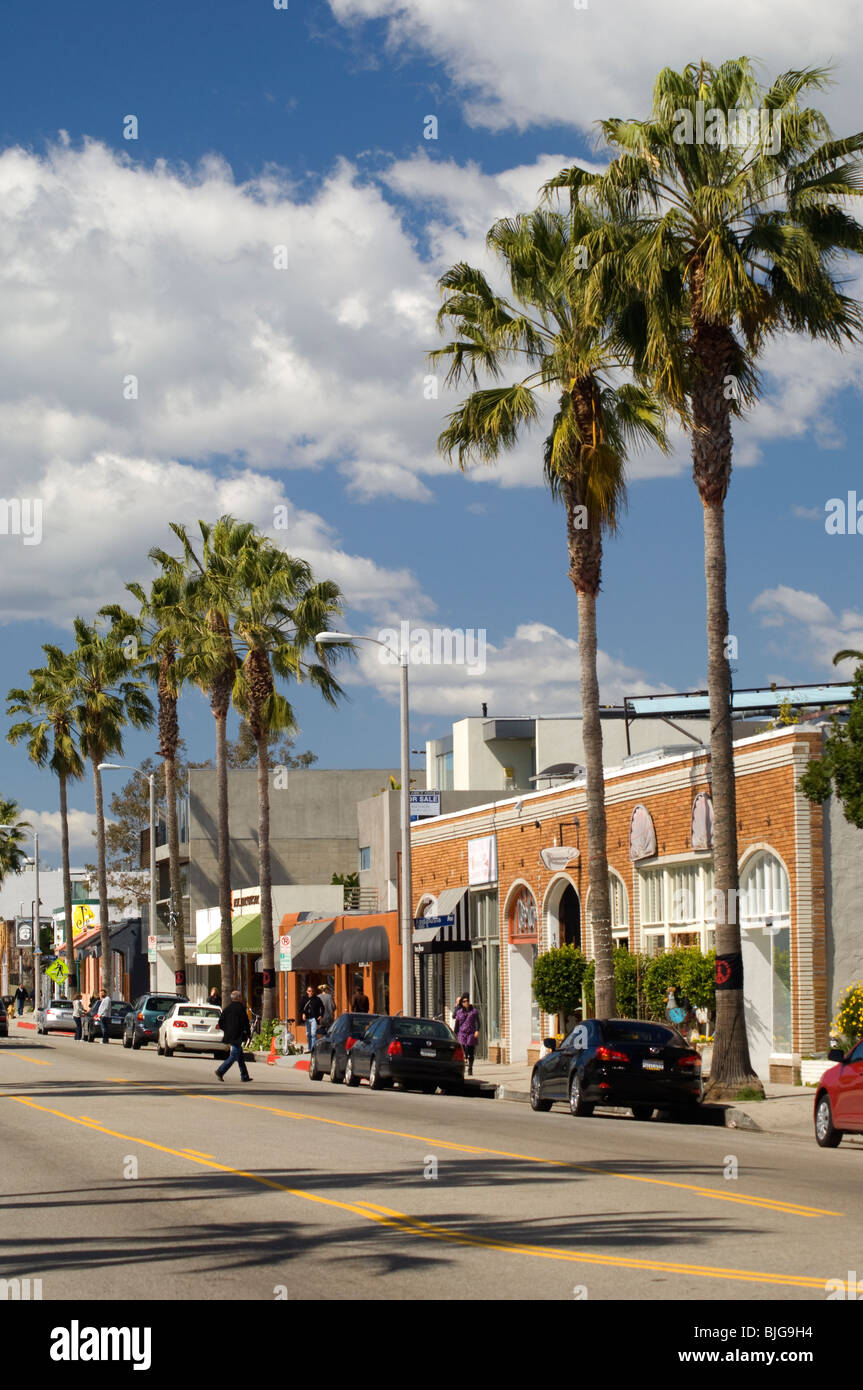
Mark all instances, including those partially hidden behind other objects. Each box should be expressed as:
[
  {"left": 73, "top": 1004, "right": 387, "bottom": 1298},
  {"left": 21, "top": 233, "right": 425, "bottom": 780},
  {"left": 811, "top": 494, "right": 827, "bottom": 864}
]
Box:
[{"left": 1, "top": 0, "right": 862, "bottom": 864}]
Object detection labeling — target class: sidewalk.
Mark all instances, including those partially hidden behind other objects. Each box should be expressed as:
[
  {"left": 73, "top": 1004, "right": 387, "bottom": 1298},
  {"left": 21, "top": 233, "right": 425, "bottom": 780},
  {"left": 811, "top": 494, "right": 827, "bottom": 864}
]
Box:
[{"left": 470, "top": 1059, "right": 842, "bottom": 1141}]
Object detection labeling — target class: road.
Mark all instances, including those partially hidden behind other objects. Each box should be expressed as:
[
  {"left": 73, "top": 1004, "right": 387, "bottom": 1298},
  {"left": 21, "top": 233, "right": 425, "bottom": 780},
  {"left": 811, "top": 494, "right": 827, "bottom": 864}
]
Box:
[{"left": 0, "top": 1032, "right": 858, "bottom": 1302}]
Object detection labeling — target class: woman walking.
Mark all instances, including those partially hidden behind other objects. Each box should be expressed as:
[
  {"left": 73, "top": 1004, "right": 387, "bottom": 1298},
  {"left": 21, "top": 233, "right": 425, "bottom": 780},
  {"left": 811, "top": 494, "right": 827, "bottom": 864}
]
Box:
[
  {"left": 452, "top": 994, "right": 480, "bottom": 1076},
  {"left": 72, "top": 993, "right": 85, "bottom": 1041}
]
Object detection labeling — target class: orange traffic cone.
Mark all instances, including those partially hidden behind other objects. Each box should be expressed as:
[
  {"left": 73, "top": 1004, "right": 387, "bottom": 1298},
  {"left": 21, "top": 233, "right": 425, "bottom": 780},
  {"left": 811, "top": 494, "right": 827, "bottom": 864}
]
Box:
[{"left": 266, "top": 1036, "right": 277, "bottom": 1065}]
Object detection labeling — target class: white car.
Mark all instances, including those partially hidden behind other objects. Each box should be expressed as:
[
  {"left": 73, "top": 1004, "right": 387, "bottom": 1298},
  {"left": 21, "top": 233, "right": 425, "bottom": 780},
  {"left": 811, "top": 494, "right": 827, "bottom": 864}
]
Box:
[{"left": 157, "top": 1002, "right": 229, "bottom": 1059}]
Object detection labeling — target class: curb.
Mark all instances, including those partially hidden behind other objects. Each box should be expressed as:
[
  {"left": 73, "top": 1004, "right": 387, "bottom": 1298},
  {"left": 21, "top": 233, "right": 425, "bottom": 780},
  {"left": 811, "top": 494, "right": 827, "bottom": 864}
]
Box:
[{"left": 495, "top": 1086, "right": 765, "bottom": 1131}]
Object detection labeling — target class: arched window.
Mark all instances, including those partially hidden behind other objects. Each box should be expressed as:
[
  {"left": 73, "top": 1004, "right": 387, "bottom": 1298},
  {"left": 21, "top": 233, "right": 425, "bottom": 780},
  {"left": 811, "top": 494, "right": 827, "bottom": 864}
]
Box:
[
  {"left": 509, "top": 886, "right": 538, "bottom": 943},
  {"left": 740, "top": 851, "right": 790, "bottom": 922}
]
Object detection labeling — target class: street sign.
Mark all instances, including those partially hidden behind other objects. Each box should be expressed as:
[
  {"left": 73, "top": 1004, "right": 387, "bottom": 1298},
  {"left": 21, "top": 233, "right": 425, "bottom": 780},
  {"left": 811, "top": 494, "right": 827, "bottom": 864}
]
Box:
[
  {"left": 413, "top": 914, "right": 454, "bottom": 932},
  {"left": 279, "top": 934, "right": 292, "bottom": 971},
  {"left": 147, "top": 935, "right": 157, "bottom": 963},
  {"left": 45, "top": 959, "right": 69, "bottom": 984}
]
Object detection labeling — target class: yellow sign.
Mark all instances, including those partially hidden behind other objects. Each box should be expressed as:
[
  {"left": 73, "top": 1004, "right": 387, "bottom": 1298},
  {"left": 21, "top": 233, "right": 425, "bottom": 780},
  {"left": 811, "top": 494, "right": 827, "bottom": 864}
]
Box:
[
  {"left": 71, "top": 904, "right": 96, "bottom": 936},
  {"left": 46, "top": 959, "right": 69, "bottom": 983}
]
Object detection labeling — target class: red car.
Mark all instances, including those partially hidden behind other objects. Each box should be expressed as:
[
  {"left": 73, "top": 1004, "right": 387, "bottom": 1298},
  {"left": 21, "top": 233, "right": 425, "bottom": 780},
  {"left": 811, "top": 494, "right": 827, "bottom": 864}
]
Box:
[{"left": 814, "top": 1041, "right": 863, "bottom": 1146}]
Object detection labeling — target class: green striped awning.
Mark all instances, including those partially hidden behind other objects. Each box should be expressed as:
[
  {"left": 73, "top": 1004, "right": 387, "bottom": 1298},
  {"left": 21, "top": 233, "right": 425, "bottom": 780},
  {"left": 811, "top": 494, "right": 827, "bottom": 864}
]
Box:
[{"left": 197, "top": 912, "right": 262, "bottom": 958}]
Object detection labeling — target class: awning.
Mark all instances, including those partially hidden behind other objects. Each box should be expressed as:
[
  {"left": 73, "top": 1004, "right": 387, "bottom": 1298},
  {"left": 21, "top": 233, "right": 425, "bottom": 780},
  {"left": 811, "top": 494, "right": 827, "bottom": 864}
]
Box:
[
  {"left": 197, "top": 912, "right": 263, "bottom": 958},
  {"left": 283, "top": 918, "right": 336, "bottom": 971},
  {"left": 413, "top": 886, "right": 470, "bottom": 954},
  {"left": 321, "top": 925, "right": 390, "bottom": 966}
]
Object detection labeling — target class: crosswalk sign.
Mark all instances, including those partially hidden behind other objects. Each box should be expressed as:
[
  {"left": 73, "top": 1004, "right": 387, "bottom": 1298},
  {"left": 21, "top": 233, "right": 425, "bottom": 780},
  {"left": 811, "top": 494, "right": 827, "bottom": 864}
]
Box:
[{"left": 45, "top": 959, "right": 70, "bottom": 984}]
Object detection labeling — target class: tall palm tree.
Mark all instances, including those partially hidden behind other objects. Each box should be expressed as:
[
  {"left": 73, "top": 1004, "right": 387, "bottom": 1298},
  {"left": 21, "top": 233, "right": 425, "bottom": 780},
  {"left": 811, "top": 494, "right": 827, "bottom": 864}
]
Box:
[
  {"left": 7, "top": 646, "right": 85, "bottom": 989},
  {"left": 431, "top": 206, "right": 667, "bottom": 1017},
  {"left": 69, "top": 618, "right": 154, "bottom": 991},
  {"left": 168, "top": 518, "right": 255, "bottom": 1006},
  {"left": 229, "top": 537, "right": 347, "bottom": 1023},
  {"left": 0, "top": 798, "right": 29, "bottom": 882},
  {"left": 547, "top": 58, "right": 863, "bottom": 1090},
  {"left": 103, "top": 563, "right": 191, "bottom": 989}
]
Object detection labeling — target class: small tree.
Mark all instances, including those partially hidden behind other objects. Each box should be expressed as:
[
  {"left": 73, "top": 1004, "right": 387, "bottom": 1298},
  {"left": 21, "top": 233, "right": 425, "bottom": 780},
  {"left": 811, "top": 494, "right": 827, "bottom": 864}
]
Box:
[
  {"left": 799, "top": 664, "right": 863, "bottom": 827},
  {"left": 532, "top": 945, "right": 587, "bottom": 1021},
  {"left": 583, "top": 949, "right": 649, "bottom": 1017}
]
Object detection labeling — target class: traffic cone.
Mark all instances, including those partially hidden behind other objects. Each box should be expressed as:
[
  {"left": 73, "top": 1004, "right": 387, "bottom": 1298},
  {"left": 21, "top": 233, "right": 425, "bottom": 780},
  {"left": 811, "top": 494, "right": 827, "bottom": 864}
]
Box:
[{"left": 266, "top": 1036, "right": 277, "bottom": 1065}]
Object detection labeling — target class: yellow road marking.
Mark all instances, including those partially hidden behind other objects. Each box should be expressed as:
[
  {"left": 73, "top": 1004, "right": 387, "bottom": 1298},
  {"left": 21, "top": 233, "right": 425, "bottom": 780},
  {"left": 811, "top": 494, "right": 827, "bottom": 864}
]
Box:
[
  {"left": 181, "top": 1148, "right": 215, "bottom": 1158},
  {"left": 8, "top": 1055, "right": 52, "bottom": 1066},
  {"left": 0, "top": 1093, "right": 836, "bottom": 1291},
  {"left": 180, "top": 1090, "right": 837, "bottom": 1220}
]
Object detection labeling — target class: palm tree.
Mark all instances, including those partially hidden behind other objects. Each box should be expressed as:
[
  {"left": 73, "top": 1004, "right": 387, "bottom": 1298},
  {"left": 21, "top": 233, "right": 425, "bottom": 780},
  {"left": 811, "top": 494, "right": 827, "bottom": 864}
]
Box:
[
  {"left": 168, "top": 518, "right": 254, "bottom": 1006},
  {"left": 431, "top": 205, "right": 667, "bottom": 1017},
  {"left": 69, "top": 618, "right": 154, "bottom": 990},
  {"left": 548, "top": 59, "right": 863, "bottom": 1091},
  {"left": 7, "top": 646, "right": 85, "bottom": 989},
  {"left": 103, "top": 563, "right": 192, "bottom": 989},
  {"left": 0, "top": 798, "right": 29, "bottom": 882},
  {"left": 229, "top": 537, "right": 347, "bottom": 1023}
]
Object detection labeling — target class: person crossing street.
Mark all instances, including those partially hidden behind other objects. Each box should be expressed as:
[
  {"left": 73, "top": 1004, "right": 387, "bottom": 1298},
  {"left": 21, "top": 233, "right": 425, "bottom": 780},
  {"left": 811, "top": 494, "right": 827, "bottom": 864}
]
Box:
[{"left": 215, "top": 991, "right": 253, "bottom": 1083}]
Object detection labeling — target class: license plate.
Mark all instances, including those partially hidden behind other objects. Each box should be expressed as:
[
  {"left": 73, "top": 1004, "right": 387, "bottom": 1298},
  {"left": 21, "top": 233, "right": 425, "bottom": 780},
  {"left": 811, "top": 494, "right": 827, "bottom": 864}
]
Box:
[
  {"left": 193, "top": 1025, "right": 209, "bottom": 1031},
  {"left": 420, "top": 1048, "right": 435, "bottom": 1058},
  {"left": 642, "top": 1060, "right": 663, "bottom": 1071}
]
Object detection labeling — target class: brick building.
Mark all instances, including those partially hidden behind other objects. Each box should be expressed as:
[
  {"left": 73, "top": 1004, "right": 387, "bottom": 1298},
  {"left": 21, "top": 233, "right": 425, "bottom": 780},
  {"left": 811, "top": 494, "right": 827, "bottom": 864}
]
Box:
[{"left": 410, "top": 726, "right": 838, "bottom": 1081}]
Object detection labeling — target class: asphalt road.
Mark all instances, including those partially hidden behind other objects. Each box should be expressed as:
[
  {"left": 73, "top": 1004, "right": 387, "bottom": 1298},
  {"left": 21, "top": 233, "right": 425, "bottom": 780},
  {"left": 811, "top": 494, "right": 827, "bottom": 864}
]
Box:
[{"left": 1, "top": 1032, "right": 859, "bottom": 1303}]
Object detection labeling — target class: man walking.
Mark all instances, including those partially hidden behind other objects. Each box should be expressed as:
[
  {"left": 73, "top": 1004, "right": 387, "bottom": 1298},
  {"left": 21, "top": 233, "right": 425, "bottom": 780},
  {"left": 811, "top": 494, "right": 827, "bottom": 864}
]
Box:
[
  {"left": 14, "top": 984, "right": 28, "bottom": 1016},
  {"left": 300, "top": 983, "right": 324, "bottom": 1054},
  {"left": 215, "top": 990, "right": 253, "bottom": 1083},
  {"left": 97, "top": 989, "right": 112, "bottom": 1044}
]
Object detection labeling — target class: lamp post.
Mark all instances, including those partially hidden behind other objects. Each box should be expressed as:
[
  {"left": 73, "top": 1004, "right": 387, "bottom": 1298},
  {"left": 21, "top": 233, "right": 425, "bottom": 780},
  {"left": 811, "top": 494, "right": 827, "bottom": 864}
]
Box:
[
  {"left": 316, "top": 629, "right": 413, "bottom": 1017},
  {"left": 98, "top": 764, "right": 156, "bottom": 989}
]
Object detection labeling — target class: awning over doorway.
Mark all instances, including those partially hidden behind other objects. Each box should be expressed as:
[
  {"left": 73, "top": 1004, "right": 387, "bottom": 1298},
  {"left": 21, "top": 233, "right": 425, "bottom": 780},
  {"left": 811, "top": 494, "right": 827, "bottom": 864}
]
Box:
[
  {"left": 413, "top": 886, "right": 470, "bottom": 954},
  {"left": 321, "top": 925, "right": 390, "bottom": 966},
  {"left": 282, "top": 918, "right": 336, "bottom": 971},
  {"left": 197, "top": 912, "right": 262, "bottom": 958}
]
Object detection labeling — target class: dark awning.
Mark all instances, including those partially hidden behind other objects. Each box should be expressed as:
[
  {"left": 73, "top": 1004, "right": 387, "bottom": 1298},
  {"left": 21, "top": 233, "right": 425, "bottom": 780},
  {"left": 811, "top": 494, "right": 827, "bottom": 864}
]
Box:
[
  {"left": 348, "top": 926, "right": 389, "bottom": 963},
  {"left": 284, "top": 919, "right": 336, "bottom": 971},
  {"left": 320, "top": 928, "right": 362, "bottom": 967}
]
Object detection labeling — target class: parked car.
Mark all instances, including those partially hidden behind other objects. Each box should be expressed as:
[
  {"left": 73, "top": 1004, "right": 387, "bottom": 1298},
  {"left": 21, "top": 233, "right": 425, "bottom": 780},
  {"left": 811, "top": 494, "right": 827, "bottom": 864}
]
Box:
[
  {"left": 157, "top": 1002, "right": 229, "bottom": 1059},
  {"left": 122, "top": 993, "right": 189, "bottom": 1050},
  {"left": 35, "top": 999, "right": 76, "bottom": 1034},
  {"left": 344, "top": 1015, "right": 465, "bottom": 1093},
  {"left": 0, "top": 1000, "right": 9, "bottom": 1037},
  {"left": 530, "top": 1018, "right": 703, "bottom": 1119},
  {"left": 309, "top": 1012, "right": 379, "bottom": 1082},
  {"left": 814, "top": 1040, "right": 863, "bottom": 1146},
  {"left": 82, "top": 1000, "right": 132, "bottom": 1042}
]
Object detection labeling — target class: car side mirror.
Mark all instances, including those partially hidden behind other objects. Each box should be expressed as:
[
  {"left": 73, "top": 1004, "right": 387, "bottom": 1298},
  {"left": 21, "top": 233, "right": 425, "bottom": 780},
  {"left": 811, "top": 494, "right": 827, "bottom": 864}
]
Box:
[
  {"left": 543, "top": 1037, "right": 557, "bottom": 1051},
  {"left": 828, "top": 1049, "right": 845, "bottom": 1063}
]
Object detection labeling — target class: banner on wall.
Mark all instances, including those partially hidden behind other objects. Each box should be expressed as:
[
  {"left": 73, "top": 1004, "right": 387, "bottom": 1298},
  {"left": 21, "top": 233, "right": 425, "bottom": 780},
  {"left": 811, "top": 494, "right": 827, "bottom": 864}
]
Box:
[{"left": 467, "top": 834, "right": 497, "bottom": 886}]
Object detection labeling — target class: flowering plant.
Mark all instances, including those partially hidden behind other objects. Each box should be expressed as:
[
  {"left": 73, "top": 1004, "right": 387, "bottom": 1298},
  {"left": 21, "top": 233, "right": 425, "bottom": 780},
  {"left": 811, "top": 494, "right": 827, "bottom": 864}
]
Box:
[{"left": 832, "top": 981, "right": 863, "bottom": 1048}]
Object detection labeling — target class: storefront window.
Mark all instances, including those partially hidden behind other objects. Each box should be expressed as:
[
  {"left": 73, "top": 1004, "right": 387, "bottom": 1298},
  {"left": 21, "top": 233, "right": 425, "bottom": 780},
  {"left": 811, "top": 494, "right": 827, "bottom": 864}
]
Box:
[{"left": 470, "top": 890, "right": 500, "bottom": 1055}]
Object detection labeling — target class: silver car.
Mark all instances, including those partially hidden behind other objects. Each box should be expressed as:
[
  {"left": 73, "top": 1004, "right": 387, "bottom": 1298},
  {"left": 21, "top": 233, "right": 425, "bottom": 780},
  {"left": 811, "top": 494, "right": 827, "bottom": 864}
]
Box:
[{"left": 36, "top": 999, "right": 75, "bottom": 1034}]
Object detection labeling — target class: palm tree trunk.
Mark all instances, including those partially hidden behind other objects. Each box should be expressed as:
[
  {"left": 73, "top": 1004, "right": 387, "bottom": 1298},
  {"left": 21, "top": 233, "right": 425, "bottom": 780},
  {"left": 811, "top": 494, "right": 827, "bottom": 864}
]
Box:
[
  {"left": 59, "top": 774, "right": 75, "bottom": 992},
  {"left": 702, "top": 497, "right": 759, "bottom": 1093},
  {"left": 214, "top": 700, "right": 233, "bottom": 1003},
  {"left": 164, "top": 752, "right": 185, "bottom": 987},
  {"left": 564, "top": 480, "right": 615, "bottom": 1017},
  {"left": 92, "top": 758, "right": 111, "bottom": 992},
  {"left": 256, "top": 729, "right": 275, "bottom": 1024}
]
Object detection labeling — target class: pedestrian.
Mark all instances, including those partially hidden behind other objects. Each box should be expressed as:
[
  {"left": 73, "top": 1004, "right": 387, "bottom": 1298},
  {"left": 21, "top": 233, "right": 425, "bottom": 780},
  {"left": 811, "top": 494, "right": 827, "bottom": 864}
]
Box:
[
  {"left": 97, "top": 989, "right": 112, "bottom": 1044},
  {"left": 665, "top": 986, "right": 687, "bottom": 1030},
  {"left": 301, "top": 984, "right": 325, "bottom": 1052},
  {"left": 14, "top": 984, "right": 28, "bottom": 1016},
  {"left": 208, "top": 987, "right": 221, "bottom": 1008},
  {"left": 214, "top": 990, "right": 253, "bottom": 1083},
  {"left": 351, "top": 984, "right": 370, "bottom": 1013},
  {"left": 72, "top": 993, "right": 85, "bottom": 1041},
  {"left": 453, "top": 994, "right": 480, "bottom": 1076},
  {"left": 318, "top": 983, "right": 336, "bottom": 1031}
]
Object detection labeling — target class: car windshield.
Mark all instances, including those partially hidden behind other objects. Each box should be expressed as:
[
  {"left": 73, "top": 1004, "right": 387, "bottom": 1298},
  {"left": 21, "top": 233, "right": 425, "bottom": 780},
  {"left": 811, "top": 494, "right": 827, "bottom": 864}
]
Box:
[
  {"left": 602, "top": 1022, "right": 681, "bottom": 1047},
  {"left": 346, "top": 1014, "right": 376, "bottom": 1035},
  {"left": 177, "top": 1006, "right": 220, "bottom": 1018},
  {"left": 147, "top": 997, "right": 183, "bottom": 1012},
  {"left": 392, "top": 1018, "right": 452, "bottom": 1040}
]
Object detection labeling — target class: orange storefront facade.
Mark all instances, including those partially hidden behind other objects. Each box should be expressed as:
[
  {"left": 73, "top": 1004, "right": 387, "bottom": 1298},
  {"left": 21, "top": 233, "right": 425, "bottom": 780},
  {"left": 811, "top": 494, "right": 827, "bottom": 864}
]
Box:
[
  {"left": 277, "top": 911, "right": 402, "bottom": 1045},
  {"left": 409, "top": 727, "right": 828, "bottom": 1081}
]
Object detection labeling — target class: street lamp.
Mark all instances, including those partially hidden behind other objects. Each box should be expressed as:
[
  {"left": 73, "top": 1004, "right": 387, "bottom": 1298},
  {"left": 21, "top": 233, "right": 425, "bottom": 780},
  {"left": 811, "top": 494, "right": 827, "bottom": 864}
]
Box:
[
  {"left": 98, "top": 764, "right": 156, "bottom": 989},
  {"left": 316, "top": 629, "right": 413, "bottom": 1017}
]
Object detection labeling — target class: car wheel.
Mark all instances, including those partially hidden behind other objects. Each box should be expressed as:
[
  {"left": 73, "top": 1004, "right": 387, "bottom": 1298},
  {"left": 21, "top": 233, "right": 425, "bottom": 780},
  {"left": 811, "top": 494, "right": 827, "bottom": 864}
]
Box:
[
  {"left": 329, "top": 1054, "right": 342, "bottom": 1084},
  {"left": 131, "top": 1034, "right": 142, "bottom": 1051},
  {"left": 815, "top": 1094, "right": 843, "bottom": 1148},
  {"left": 530, "top": 1068, "right": 552, "bottom": 1112},
  {"left": 368, "top": 1057, "right": 384, "bottom": 1090},
  {"left": 344, "top": 1054, "right": 360, "bottom": 1087},
  {"left": 631, "top": 1105, "right": 654, "bottom": 1122},
  {"left": 308, "top": 1050, "right": 323, "bottom": 1081},
  {"left": 569, "top": 1071, "right": 594, "bottom": 1117},
  {"left": 163, "top": 1042, "right": 173, "bottom": 1058},
  {"left": 122, "top": 1031, "right": 132, "bottom": 1049},
  {"left": 157, "top": 1041, "right": 164, "bottom": 1056}
]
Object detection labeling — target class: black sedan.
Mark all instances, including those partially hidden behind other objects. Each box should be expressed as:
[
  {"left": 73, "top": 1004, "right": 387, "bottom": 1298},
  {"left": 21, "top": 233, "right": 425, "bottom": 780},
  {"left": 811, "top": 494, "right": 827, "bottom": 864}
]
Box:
[
  {"left": 308, "top": 1012, "right": 379, "bottom": 1083},
  {"left": 530, "top": 1018, "right": 703, "bottom": 1120},
  {"left": 344, "top": 1015, "right": 465, "bottom": 1094},
  {"left": 82, "top": 1000, "right": 132, "bottom": 1041}
]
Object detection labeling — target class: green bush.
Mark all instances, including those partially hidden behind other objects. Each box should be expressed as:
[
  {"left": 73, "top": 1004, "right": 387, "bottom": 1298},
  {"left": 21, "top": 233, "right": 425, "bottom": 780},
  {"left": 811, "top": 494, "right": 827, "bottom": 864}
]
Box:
[
  {"left": 532, "top": 945, "right": 587, "bottom": 1017},
  {"left": 583, "top": 949, "right": 649, "bottom": 1017},
  {"left": 642, "top": 947, "right": 716, "bottom": 1019},
  {"left": 833, "top": 980, "right": 863, "bottom": 1047}
]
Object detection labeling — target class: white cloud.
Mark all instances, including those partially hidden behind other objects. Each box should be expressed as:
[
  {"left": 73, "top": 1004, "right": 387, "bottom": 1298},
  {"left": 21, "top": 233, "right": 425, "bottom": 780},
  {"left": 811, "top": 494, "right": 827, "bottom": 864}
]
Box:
[
  {"left": 751, "top": 586, "right": 863, "bottom": 673},
  {"left": 17, "top": 807, "right": 99, "bottom": 863},
  {"left": 329, "top": 0, "right": 863, "bottom": 134}
]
